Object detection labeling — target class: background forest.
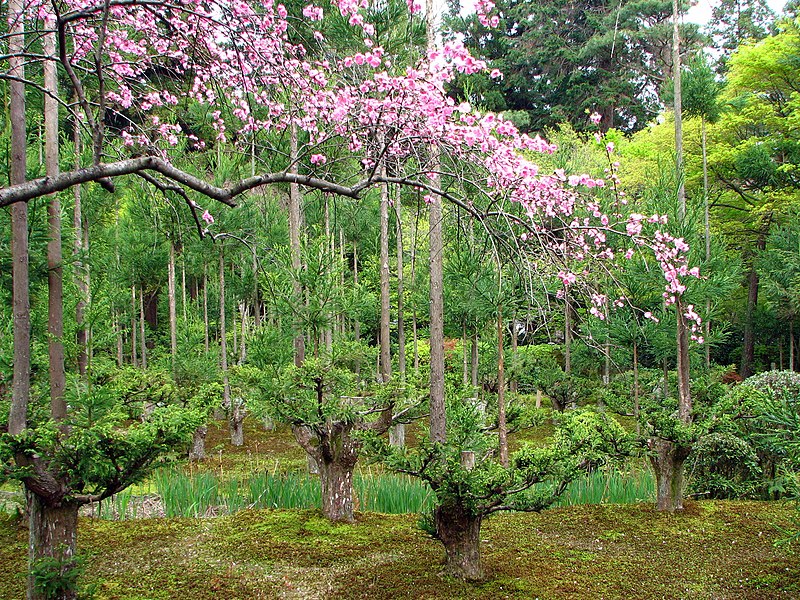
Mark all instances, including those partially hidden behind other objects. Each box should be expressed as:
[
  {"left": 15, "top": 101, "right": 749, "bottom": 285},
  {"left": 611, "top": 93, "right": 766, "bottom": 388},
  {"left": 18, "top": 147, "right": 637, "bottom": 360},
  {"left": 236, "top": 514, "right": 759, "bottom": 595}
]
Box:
[{"left": 2, "top": 0, "right": 800, "bottom": 597}]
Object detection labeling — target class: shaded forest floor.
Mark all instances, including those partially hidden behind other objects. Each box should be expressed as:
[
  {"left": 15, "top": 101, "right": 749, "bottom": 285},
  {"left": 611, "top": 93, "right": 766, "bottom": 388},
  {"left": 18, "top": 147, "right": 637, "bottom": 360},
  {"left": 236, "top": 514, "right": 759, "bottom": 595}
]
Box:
[{"left": 0, "top": 501, "right": 798, "bottom": 599}]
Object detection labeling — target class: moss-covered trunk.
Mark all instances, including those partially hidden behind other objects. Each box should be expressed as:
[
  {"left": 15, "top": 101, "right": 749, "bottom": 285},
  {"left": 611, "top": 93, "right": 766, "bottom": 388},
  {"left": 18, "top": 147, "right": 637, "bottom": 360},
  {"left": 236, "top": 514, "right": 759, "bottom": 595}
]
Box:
[
  {"left": 27, "top": 493, "right": 80, "bottom": 600},
  {"left": 435, "top": 503, "right": 483, "bottom": 581},
  {"left": 650, "top": 438, "right": 691, "bottom": 512}
]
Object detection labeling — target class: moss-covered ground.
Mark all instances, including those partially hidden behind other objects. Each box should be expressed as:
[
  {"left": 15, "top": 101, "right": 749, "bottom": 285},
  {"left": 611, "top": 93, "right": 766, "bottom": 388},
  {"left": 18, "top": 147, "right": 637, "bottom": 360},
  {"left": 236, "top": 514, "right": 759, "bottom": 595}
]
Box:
[{"left": 1, "top": 500, "right": 797, "bottom": 599}]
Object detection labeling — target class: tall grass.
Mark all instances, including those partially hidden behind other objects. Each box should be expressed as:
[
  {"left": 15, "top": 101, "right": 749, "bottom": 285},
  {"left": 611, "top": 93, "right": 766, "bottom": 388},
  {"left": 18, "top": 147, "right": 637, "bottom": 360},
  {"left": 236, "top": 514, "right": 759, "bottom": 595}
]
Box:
[
  {"left": 556, "top": 467, "right": 655, "bottom": 506},
  {"left": 95, "top": 464, "right": 652, "bottom": 520}
]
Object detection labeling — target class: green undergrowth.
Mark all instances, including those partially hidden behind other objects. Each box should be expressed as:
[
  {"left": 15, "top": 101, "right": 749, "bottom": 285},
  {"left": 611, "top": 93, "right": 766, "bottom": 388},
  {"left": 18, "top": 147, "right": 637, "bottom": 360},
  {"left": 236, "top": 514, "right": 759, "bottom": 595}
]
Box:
[{"left": 1, "top": 501, "right": 798, "bottom": 599}]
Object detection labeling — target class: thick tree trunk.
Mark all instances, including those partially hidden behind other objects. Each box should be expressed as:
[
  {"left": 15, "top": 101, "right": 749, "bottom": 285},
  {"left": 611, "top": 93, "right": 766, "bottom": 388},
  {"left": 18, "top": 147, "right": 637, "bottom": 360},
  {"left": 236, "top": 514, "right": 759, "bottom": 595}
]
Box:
[
  {"left": 649, "top": 438, "right": 691, "bottom": 512},
  {"left": 27, "top": 494, "right": 80, "bottom": 600},
  {"left": 229, "top": 399, "right": 245, "bottom": 447},
  {"left": 435, "top": 504, "right": 483, "bottom": 581},
  {"left": 189, "top": 426, "right": 207, "bottom": 461},
  {"left": 320, "top": 457, "right": 356, "bottom": 522}
]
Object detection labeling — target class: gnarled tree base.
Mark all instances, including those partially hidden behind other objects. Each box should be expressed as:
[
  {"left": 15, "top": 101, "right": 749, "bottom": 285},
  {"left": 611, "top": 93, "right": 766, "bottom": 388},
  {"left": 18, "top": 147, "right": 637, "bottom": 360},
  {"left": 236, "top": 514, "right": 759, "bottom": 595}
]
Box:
[
  {"left": 650, "top": 438, "right": 691, "bottom": 512},
  {"left": 435, "top": 503, "right": 484, "bottom": 581}
]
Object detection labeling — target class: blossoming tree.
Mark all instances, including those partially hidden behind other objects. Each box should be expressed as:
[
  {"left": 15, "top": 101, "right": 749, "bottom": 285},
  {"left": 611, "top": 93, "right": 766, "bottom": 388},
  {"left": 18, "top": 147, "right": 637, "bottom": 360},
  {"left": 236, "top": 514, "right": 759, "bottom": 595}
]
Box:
[{"left": 2, "top": 0, "right": 699, "bottom": 593}]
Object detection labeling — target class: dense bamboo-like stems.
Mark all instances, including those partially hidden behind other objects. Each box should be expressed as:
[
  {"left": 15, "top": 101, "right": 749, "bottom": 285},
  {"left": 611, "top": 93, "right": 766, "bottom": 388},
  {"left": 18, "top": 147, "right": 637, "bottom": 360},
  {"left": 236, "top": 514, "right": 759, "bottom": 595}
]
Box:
[
  {"left": 45, "top": 30, "right": 66, "bottom": 423},
  {"left": 9, "top": 0, "right": 29, "bottom": 438},
  {"left": 138, "top": 286, "right": 147, "bottom": 369},
  {"left": 497, "top": 309, "right": 508, "bottom": 467},
  {"left": 289, "top": 124, "right": 306, "bottom": 367},
  {"left": 168, "top": 241, "right": 178, "bottom": 373}
]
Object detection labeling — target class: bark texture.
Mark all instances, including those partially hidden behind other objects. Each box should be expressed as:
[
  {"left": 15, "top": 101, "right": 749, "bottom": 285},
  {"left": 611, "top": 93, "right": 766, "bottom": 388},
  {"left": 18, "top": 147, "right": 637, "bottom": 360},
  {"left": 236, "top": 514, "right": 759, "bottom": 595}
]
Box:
[
  {"left": 649, "top": 438, "right": 691, "bottom": 512},
  {"left": 27, "top": 494, "right": 80, "bottom": 600},
  {"left": 435, "top": 503, "right": 484, "bottom": 581}
]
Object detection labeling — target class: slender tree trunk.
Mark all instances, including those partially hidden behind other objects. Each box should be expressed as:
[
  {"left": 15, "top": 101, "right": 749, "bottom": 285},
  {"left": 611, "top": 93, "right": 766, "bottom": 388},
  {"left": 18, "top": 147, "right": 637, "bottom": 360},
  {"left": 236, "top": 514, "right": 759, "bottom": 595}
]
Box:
[
  {"left": 138, "top": 286, "right": 147, "bottom": 369},
  {"left": 289, "top": 124, "right": 306, "bottom": 367},
  {"left": 253, "top": 246, "right": 261, "bottom": 329},
  {"left": 434, "top": 503, "right": 484, "bottom": 581},
  {"left": 203, "top": 262, "right": 209, "bottom": 353},
  {"left": 45, "top": 30, "right": 66, "bottom": 422},
  {"left": 379, "top": 179, "right": 391, "bottom": 384},
  {"left": 27, "top": 494, "right": 80, "bottom": 600},
  {"left": 510, "top": 316, "right": 518, "bottom": 394},
  {"left": 395, "top": 193, "right": 406, "bottom": 376},
  {"left": 239, "top": 303, "right": 248, "bottom": 364},
  {"left": 411, "top": 204, "right": 420, "bottom": 374},
  {"left": 220, "top": 248, "right": 231, "bottom": 416},
  {"left": 676, "top": 301, "right": 691, "bottom": 422},
  {"left": 471, "top": 332, "right": 479, "bottom": 389},
  {"left": 790, "top": 321, "right": 795, "bottom": 372},
  {"left": 741, "top": 263, "right": 760, "bottom": 379},
  {"left": 462, "top": 321, "right": 469, "bottom": 386},
  {"left": 497, "top": 309, "right": 508, "bottom": 467},
  {"left": 673, "top": 0, "right": 685, "bottom": 214},
  {"left": 115, "top": 314, "right": 124, "bottom": 368},
  {"left": 324, "top": 197, "right": 333, "bottom": 354},
  {"left": 633, "top": 340, "right": 640, "bottom": 435},
  {"left": 9, "top": 0, "right": 29, "bottom": 437},
  {"left": 168, "top": 241, "right": 178, "bottom": 373},
  {"left": 426, "top": 0, "right": 446, "bottom": 444},
  {"left": 703, "top": 117, "right": 711, "bottom": 370},
  {"left": 73, "top": 117, "right": 89, "bottom": 379},
  {"left": 182, "top": 257, "right": 187, "bottom": 324},
  {"left": 131, "top": 286, "right": 138, "bottom": 367},
  {"left": 564, "top": 294, "right": 572, "bottom": 376}
]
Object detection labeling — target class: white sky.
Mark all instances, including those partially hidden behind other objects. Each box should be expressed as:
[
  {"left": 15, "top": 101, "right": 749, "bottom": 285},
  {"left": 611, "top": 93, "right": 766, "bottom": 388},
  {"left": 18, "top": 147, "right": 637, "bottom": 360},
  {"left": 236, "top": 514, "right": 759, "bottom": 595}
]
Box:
[{"left": 686, "top": 0, "right": 789, "bottom": 25}]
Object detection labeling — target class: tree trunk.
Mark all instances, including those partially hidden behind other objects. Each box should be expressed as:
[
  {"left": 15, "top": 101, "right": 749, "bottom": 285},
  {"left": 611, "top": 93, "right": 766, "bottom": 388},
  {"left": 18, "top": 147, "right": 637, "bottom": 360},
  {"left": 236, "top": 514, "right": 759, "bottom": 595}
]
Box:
[
  {"left": 138, "top": 286, "right": 148, "bottom": 369},
  {"left": 510, "top": 316, "right": 518, "bottom": 394},
  {"left": 220, "top": 249, "right": 231, "bottom": 415},
  {"left": 676, "top": 299, "right": 692, "bottom": 422},
  {"left": 203, "top": 262, "right": 209, "bottom": 353},
  {"left": 189, "top": 426, "right": 207, "bottom": 461},
  {"left": 9, "top": 0, "right": 29, "bottom": 437},
  {"left": 426, "top": 0, "right": 446, "bottom": 445},
  {"left": 395, "top": 193, "right": 406, "bottom": 376},
  {"left": 45, "top": 29, "right": 66, "bottom": 424},
  {"left": 229, "top": 399, "right": 244, "bottom": 447},
  {"left": 73, "top": 108, "right": 88, "bottom": 380},
  {"left": 471, "top": 332, "right": 479, "bottom": 389},
  {"left": 703, "top": 117, "right": 711, "bottom": 370},
  {"left": 130, "top": 286, "right": 138, "bottom": 367},
  {"left": 353, "top": 240, "right": 361, "bottom": 377},
  {"left": 319, "top": 456, "right": 356, "bottom": 522},
  {"left": 379, "top": 179, "right": 391, "bottom": 384},
  {"left": 649, "top": 438, "right": 691, "bottom": 512},
  {"left": 434, "top": 503, "right": 483, "bottom": 581},
  {"left": 672, "top": 0, "right": 685, "bottom": 215},
  {"left": 462, "top": 321, "right": 469, "bottom": 386},
  {"left": 168, "top": 241, "right": 178, "bottom": 374},
  {"left": 27, "top": 494, "right": 80, "bottom": 600},
  {"left": 497, "top": 309, "right": 508, "bottom": 467},
  {"left": 741, "top": 263, "right": 759, "bottom": 379},
  {"left": 289, "top": 123, "right": 306, "bottom": 367}
]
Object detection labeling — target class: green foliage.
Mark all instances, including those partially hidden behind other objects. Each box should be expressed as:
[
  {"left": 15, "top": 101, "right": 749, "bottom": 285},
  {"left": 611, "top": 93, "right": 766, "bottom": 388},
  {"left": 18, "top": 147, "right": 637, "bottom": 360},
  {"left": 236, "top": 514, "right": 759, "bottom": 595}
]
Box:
[{"left": 30, "top": 550, "right": 94, "bottom": 600}]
